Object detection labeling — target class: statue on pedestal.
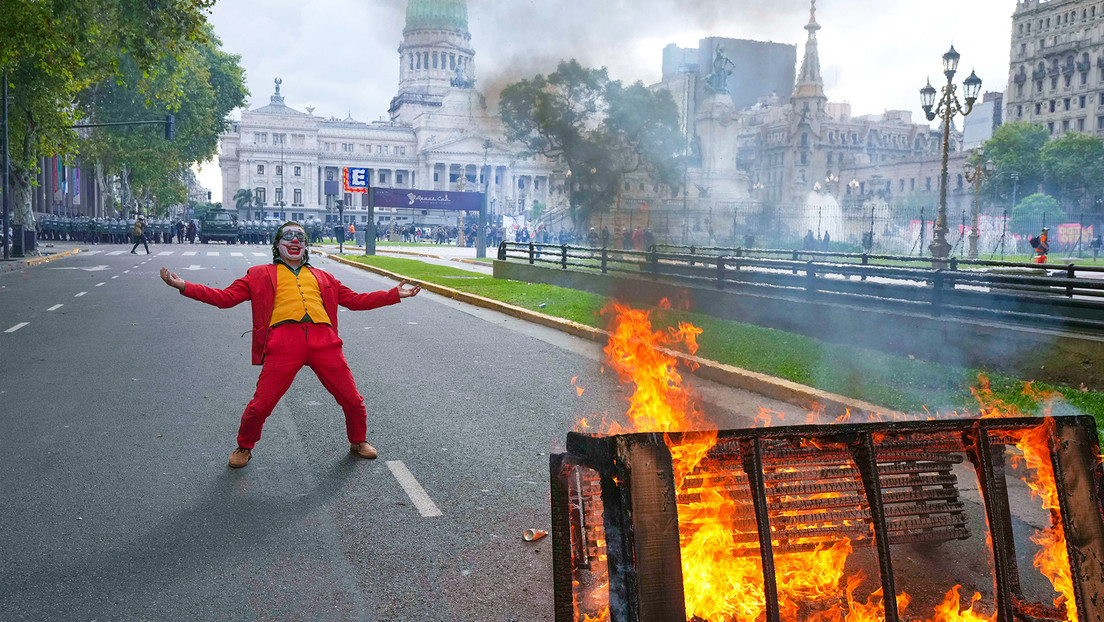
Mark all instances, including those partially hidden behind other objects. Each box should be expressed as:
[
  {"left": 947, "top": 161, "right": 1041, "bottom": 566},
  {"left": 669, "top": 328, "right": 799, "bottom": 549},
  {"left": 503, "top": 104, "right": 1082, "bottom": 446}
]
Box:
[{"left": 706, "top": 45, "right": 735, "bottom": 94}]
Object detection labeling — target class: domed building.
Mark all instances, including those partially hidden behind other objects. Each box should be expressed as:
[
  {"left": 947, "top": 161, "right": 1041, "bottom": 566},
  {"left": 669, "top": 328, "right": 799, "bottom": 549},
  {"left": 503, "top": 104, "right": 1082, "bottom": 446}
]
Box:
[{"left": 218, "top": 0, "right": 556, "bottom": 230}]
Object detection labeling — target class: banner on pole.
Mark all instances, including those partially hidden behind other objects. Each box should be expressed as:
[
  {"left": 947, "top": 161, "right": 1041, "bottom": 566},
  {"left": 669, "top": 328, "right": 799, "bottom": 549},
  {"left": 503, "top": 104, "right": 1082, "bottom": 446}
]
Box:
[{"left": 372, "top": 188, "right": 482, "bottom": 212}]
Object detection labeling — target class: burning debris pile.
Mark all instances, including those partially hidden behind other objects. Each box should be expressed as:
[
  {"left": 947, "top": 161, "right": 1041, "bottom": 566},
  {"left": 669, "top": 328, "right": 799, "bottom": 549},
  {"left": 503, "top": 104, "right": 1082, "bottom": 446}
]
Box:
[{"left": 550, "top": 302, "right": 1104, "bottom": 622}]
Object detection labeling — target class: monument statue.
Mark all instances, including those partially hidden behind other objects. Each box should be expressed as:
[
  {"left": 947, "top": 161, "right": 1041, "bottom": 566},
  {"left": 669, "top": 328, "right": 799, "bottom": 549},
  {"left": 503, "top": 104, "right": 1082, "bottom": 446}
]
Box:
[
  {"left": 450, "top": 64, "right": 475, "bottom": 89},
  {"left": 706, "top": 45, "right": 736, "bottom": 94}
]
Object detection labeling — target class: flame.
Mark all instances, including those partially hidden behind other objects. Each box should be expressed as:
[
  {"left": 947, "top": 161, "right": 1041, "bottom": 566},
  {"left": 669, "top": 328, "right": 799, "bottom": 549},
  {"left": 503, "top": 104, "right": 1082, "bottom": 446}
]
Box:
[{"left": 574, "top": 317, "right": 1077, "bottom": 622}]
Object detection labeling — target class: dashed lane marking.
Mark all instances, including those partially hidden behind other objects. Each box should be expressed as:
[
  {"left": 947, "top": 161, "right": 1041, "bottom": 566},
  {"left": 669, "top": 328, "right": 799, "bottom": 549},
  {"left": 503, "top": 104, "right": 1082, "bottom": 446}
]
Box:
[
  {"left": 107, "top": 251, "right": 125, "bottom": 256},
  {"left": 95, "top": 282, "right": 105, "bottom": 287},
  {"left": 4, "top": 322, "right": 29, "bottom": 334},
  {"left": 231, "top": 252, "right": 244, "bottom": 257},
  {"left": 111, "top": 276, "right": 119, "bottom": 279},
  {"left": 84, "top": 250, "right": 101, "bottom": 256},
  {"left": 74, "top": 291, "right": 87, "bottom": 297},
  {"left": 123, "top": 270, "right": 130, "bottom": 274},
  {"left": 206, "top": 252, "right": 219, "bottom": 257},
  {"left": 386, "top": 460, "right": 443, "bottom": 518},
  {"left": 47, "top": 304, "right": 63, "bottom": 311},
  {"left": 158, "top": 251, "right": 173, "bottom": 256},
  {"left": 182, "top": 252, "right": 197, "bottom": 256}
]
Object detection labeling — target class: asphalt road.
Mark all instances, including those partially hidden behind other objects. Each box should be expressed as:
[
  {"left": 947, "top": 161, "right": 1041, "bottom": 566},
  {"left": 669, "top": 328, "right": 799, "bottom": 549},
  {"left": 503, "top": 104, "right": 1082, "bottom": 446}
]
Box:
[{"left": 0, "top": 242, "right": 804, "bottom": 621}]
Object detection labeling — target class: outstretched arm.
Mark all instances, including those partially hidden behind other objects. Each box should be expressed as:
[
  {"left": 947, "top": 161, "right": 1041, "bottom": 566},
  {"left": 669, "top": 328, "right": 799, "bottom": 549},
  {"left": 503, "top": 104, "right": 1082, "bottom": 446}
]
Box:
[
  {"left": 397, "top": 280, "right": 421, "bottom": 299},
  {"left": 160, "top": 265, "right": 252, "bottom": 308}
]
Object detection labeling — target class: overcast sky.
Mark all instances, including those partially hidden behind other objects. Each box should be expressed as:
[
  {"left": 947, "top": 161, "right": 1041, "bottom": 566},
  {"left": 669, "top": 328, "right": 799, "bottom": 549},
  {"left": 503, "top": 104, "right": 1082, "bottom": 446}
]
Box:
[{"left": 197, "top": 0, "right": 1015, "bottom": 200}]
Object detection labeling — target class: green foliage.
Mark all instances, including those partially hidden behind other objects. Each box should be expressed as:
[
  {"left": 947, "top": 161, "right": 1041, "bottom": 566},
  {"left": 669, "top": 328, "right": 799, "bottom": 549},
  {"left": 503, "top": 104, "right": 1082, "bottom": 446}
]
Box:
[
  {"left": 499, "top": 59, "right": 683, "bottom": 230},
  {"left": 1010, "top": 193, "right": 1063, "bottom": 235},
  {"left": 1040, "top": 131, "right": 1104, "bottom": 207},
  {"left": 233, "top": 188, "right": 255, "bottom": 211},
  {"left": 0, "top": 0, "right": 232, "bottom": 226},
  {"left": 977, "top": 122, "right": 1049, "bottom": 207}
]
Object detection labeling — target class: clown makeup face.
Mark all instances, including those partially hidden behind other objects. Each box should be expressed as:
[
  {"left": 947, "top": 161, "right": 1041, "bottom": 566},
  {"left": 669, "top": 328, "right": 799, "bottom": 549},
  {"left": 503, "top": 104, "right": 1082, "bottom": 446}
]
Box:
[{"left": 277, "top": 226, "right": 307, "bottom": 265}]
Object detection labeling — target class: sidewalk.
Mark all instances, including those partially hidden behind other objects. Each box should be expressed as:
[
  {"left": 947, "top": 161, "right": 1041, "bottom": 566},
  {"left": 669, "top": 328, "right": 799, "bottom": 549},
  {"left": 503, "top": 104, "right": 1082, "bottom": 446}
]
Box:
[{"left": 0, "top": 243, "right": 85, "bottom": 273}]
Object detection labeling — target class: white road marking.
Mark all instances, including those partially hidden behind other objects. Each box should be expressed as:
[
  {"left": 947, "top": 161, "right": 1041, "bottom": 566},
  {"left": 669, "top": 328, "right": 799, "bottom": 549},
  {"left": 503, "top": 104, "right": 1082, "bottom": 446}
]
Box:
[
  {"left": 386, "top": 461, "right": 443, "bottom": 518},
  {"left": 95, "top": 282, "right": 105, "bottom": 287},
  {"left": 123, "top": 270, "right": 130, "bottom": 274},
  {"left": 111, "top": 275, "right": 119, "bottom": 279},
  {"left": 84, "top": 250, "right": 101, "bottom": 255},
  {"left": 107, "top": 251, "right": 125, "bottom": 256},
  {"left": 231, "top": 252, "right": 243, "bottom": 257},
  {"left": 206, "top": 252, "right": 219, "bottom": 257},
  {"left": 74, "top": 291, "right": 87, "bottom": 297},
  {"left": 158, "top": 251, "right": 173, "bottom": 256},
  {"left": 182, "top": 251, "right": 197, "bottom": 256},
  {"left": 4, "top": 322, "right": 29, "bottom": 333},
  {"left": 47, "top": 304, "right": 63, "bottom": 311},
  {"left": 182, "top": 265, "right": 205, "bottom": 271},
  {"left": 253, "top": 252, "right": 266, "bottom": 257}
]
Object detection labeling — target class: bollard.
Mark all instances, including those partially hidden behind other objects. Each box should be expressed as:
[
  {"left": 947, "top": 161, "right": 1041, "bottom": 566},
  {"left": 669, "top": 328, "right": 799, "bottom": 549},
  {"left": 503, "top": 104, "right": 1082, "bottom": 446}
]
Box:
[
  {"left": 497, "top": 241, "right": 507, "bottom": 261},
  {"left": 649, "top": 245, "right": 659, "bottom": 277},
  {"left": 689, "top": 245, "right": 696, "bottom": 267},
  {"left": 1067, "top": 263, "right": 1076, "bottom": 298},
  {"left": 806, "top": 261, "right": 817, "bottom": 294},
  {"left": 861, "top": 253, "right": 869, "bottom": 281},
  {"left": 528, "top": 242, "right": 535, "bottom": 265},
  {"left": 601, "top": 247, "right": 608, "bottom": 274},
  {"left": 717, "top": 256, "right": 726, "bottom": 290},
  {"left": 561, "top": 244, "right": 568, "bottom": 269}
]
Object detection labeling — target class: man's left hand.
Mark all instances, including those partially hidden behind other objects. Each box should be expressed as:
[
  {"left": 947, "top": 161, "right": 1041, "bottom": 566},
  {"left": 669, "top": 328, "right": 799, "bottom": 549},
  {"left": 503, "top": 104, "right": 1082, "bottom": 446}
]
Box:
[{"left": 397, "top": 280, "right": 422, "bottom": 299}]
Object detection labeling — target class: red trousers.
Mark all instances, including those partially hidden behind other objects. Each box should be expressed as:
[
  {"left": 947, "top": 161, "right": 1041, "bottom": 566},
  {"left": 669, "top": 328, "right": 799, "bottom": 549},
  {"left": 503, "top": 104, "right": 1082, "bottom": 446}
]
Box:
[{"left": 237, "top": 322, "right": 366, "bottom": 448}]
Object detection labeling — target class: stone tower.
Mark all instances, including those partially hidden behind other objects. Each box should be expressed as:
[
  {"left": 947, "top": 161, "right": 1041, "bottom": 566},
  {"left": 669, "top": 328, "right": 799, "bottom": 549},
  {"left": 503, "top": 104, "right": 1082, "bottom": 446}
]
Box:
[{"left": 390, "top": 0, "right": 476, "bottom": 123}]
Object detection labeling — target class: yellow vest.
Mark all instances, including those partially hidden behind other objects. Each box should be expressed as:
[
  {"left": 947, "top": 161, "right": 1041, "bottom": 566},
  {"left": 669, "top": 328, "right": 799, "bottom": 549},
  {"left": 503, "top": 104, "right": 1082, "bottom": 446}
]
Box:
[{"left": 269, "top": 264, "right": 331, "bottom": 326}]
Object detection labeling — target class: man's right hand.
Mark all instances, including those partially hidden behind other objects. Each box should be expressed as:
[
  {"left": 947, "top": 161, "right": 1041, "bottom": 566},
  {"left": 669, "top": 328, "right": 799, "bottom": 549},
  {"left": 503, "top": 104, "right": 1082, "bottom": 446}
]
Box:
[{"left": 160, "top": 267, "right": 185, "bottom": 292}]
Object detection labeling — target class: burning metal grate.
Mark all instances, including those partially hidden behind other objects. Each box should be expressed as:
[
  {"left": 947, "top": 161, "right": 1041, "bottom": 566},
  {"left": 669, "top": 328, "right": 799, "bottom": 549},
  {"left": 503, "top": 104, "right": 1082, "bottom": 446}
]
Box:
[{"left": 550, "top": 416, "right": 1104, "bottom": 622}]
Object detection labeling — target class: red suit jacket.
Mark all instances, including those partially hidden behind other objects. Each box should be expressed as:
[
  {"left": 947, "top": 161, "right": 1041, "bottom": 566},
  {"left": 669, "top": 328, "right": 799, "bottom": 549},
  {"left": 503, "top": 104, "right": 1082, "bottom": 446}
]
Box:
[{"left": 181, "top": 263, "right": 400, "bottom": 365}]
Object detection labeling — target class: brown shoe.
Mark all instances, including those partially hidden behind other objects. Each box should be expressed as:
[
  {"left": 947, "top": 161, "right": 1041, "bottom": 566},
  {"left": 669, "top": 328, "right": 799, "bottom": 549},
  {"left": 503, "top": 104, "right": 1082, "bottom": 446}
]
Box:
[
  {"left": 350, "top": 442, "right": 378, "bottom": 459},
  {"left": 228, "top": 447, "right": 252, "bottom": 468}
]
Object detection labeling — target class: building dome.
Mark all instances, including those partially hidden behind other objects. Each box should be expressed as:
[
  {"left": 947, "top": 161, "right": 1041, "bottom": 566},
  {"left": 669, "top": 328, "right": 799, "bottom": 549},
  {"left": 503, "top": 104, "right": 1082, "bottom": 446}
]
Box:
[{"left": 405, "top": 0, "right": 468, "bottom": 33}]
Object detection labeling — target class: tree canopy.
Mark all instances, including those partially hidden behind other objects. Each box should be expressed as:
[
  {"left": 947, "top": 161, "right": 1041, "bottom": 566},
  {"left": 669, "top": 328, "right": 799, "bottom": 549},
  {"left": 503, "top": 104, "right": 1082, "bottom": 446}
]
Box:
[
  {"left": 1, "top": 0, "right": 242, "bottom": 227},
  {"left": 499, "top": 59, "right": 683, "bottom": 229},
  {"left": 1010, "top": 193, "right": 1064, "bottom": 235}
]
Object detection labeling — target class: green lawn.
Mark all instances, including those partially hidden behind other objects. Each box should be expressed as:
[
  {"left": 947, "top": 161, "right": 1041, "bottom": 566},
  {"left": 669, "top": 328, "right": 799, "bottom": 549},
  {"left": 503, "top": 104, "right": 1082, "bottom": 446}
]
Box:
[{"left": 348, "top": 255, "right": 1104, "bottom": 424}]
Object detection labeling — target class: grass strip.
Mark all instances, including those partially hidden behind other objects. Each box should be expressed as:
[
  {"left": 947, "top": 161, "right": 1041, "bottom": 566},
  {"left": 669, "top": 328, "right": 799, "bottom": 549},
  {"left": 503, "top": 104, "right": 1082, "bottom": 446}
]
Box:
[{"left": 349, "top": 255, "right": 1104, "bottom": 423}]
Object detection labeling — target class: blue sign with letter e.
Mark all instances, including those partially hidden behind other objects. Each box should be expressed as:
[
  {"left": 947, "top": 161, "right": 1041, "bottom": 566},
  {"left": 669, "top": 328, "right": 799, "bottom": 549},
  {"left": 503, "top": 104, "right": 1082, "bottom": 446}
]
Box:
[{"left": 343, "top": 167, "right": 370, "bottom": 193}]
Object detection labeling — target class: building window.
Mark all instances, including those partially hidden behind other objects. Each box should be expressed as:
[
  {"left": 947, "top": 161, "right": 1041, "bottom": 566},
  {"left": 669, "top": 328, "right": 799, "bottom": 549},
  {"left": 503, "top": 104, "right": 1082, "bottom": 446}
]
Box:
[
  {"left": 1017, "top": 105, "right": 1023, "bottom": 118},
  {"left": 899, "top": 179, "right": 905, "bottom": 192},
  {"left": 1080, "top": 95, "right": 1087, "bottom": 108},
  {"left": 294, "top": 166, "right": 301, "bottom": 176},
  {"left": 344, "top": 193, "right": 352, "bottom": 205},
  {"left": 275, "top": 165, "right": 282, "bottom": 177},
  {"left": 326, "top": 170, "right": 335, "bottom": 181},
  {"left": 257, "top": 164, "right": 265, "bottom": 175},
  {"left": 1050, "top": 100, "right": 1056, "bottom": 113},
  {"left": 957, "top": 174, "right": 963, "bottom": 189},
  {"left": 274, "top": 188, "right": 283, "bottom": 203},
  {"left": 1078, "top": 118, "right": 1086, "bottom": 131},
  {"left": 1065, "top": 98, "right": 1071, "bottom": 111},
  {"left": 432, "top": 52, "right": 438, "bottom": 68},
  {"left": 1048, "top": 121, "right": 1055, "bottom": 133},
  {"left": 293, "top": 189, "right": 302, "bottom": 205},
  {"left": 925, "top": 177, "right": 932, "bottom": 191},
  {"left": 1063, "top": 119, "right": 1070, "bottom": 132},
  {"left": 254, "top": 211, "right": 261, "bottom": 219},
  {"left": 255, "top": 188, "right": 266, "bottom": 205},
  {"left": 397, "top": 172, "right": 405, "bottom": 185},
  {"left": 910, "top": 179, "right": 915, "bottom": 191},
  {"left": 379, "top": 171, "right": 388, "bottom": 184},
  {"left": 1051, "top": 77, "right": 1058, "bottom": 90},
  {"left": 1036, "top": 80, "right": 1043, "bottom": 93}
]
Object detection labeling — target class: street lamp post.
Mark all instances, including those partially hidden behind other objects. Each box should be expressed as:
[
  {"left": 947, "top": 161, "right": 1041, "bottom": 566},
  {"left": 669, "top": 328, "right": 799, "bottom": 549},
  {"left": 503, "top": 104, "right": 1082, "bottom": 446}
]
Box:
[
  {"left": 279, "top": 138, "right": 286, "bottom": 221},
  {"left": 963, "top": 155, "right": 994, "bottom": 259},
  {"left": 920, "top": 45, "right": 982, "bottom": 262}
]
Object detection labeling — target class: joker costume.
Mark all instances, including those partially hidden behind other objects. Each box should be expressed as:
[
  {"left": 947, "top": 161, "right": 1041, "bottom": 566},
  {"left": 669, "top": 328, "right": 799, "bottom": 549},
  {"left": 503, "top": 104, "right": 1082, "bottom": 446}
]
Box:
[{"left": 159, "top": 223, "right": 421, "bottom": 467}]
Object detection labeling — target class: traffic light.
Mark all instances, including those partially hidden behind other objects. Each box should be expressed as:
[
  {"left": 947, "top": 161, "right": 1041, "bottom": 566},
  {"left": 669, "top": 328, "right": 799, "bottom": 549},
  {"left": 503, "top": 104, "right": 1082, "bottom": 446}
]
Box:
[{"left": 164, "top": 114, "right": 175, "bottom": 140}]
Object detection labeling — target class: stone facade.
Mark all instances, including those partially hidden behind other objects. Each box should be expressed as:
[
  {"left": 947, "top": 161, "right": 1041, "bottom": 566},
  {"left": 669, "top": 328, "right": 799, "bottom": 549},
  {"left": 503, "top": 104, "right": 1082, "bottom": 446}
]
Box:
[
  {"left": 1005, "top": 0, "right": 1104, "bottom": 138},
  {"left": 219, "top": 0, "right": 555, "bottom": 228}
]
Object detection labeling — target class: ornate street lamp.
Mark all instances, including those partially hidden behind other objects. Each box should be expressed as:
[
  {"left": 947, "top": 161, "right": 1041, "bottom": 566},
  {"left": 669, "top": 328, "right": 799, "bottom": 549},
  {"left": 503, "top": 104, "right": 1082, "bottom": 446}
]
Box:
[
  {"left": 920, "top": 45, "right": 982, "bottom": 262},
  {"left": 963, "top": 155, "right": 994, "bottom": 259}
]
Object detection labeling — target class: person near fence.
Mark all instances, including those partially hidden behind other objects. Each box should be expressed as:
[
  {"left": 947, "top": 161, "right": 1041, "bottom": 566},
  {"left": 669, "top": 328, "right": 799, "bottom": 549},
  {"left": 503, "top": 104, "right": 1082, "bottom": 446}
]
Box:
[
  {"left": 1090, "top": 234, "right": 1101, "bottom": 261},
  {"left": 158, "top": 222, "right": 422, "bottom": 468},
  {"left": 1031, "top": 227, "right": 1049, "bottom": 264},
  {"left": 803, "top": 230, "right": 816, "bottom": 250}
]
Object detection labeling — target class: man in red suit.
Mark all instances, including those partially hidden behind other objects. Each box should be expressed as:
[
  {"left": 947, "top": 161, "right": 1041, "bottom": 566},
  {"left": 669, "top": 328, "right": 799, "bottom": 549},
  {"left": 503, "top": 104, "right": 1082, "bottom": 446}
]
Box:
[{"left": 159, "top": 222, "right": 421, "bottom": 468}]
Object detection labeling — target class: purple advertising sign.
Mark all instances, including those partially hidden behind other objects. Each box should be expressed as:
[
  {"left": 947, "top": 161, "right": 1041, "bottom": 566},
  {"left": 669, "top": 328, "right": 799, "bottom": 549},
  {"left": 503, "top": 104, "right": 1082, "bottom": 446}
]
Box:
[{"left": 372, "top": 188, "right": 482, "bottom": 212}]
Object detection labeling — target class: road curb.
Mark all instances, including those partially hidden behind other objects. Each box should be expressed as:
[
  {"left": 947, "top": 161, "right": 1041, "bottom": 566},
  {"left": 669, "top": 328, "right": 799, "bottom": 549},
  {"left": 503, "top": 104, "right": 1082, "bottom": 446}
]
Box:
[
  {"left": 1, "top": 247, "right": 83, "bottom": 272},
  {"left": 318, "top": 250, "right": 894, "bottom": 419}
]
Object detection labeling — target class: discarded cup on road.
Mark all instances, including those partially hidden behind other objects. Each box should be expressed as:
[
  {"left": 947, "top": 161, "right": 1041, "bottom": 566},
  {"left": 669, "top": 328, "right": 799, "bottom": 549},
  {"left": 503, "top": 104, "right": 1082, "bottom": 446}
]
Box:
[{"left": 523, "top": 528, "right": 547, "bottom": 542}]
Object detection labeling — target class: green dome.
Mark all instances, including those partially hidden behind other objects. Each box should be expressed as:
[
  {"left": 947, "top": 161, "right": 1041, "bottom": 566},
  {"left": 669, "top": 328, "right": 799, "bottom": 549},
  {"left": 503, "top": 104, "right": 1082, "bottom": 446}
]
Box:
[{"left": 405, "top": 0, "right": 468, "bottom": 33}]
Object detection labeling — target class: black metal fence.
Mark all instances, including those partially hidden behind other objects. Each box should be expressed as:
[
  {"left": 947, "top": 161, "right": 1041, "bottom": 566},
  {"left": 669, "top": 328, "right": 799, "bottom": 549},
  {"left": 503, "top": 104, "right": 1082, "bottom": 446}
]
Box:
[{"left": 497, "top": 242, "right": 1104, "bottom": 334}]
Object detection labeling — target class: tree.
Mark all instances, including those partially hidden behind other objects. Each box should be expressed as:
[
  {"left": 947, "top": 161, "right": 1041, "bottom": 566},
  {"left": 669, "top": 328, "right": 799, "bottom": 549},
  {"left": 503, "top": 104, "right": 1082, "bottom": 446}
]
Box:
[
  {"left": 1, "top": 0, "right": 216, "bottom": 229},
  {"left": 77, "top": 26, "right": 247, "bottom": 215},
  {"left": 1039, "top": 131, "right": 1104, "bottom": 209},
  {"left": 977, "top": 122, "right": 1050, "bottom": 209},
  {"left": 233, "top": 188, "right": 255, "bottom": 211},
  {"left": 1010, "top": 193, "right": 1064, "bottom": 236},
  {"left": 499, "top": 60, "right": 682, "bottom": 230}
]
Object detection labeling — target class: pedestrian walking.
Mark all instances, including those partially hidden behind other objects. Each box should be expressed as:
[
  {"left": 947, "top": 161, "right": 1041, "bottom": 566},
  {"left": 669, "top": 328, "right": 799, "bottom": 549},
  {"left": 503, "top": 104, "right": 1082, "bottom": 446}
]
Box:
[
  {"left": 1031, "top": 227, "right": 1050, "bottom": 264},
  {"left": 158, "top": 222, "right": 422, "bottom": 468},
  {"left": 130, "top": 216, "right": 150, "bottom": 254},
  {"left": 1090, "top": 234, "right": 1101, "bottom": 261}
]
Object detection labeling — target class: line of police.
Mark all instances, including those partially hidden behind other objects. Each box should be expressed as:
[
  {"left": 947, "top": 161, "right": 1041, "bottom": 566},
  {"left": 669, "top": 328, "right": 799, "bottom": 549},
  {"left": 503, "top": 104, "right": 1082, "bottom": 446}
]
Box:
[{"left": 36, "top": 215, "right": 327, "bottom": 245}]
